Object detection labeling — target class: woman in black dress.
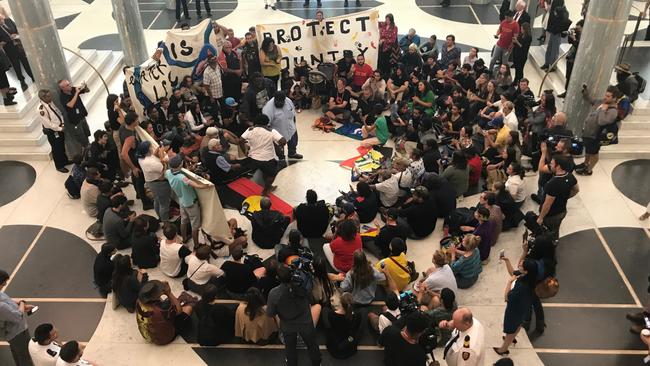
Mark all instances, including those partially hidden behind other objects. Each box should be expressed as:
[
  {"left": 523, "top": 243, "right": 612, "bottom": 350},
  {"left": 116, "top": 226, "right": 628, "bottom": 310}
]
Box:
[
  {"left": 130, "top": 217, "right": 160, "bottom": 269},
  {"left": 325, "top": 292, "right": 361, "bottom": 359},
  {"left": 112, "top": 254, "right": 148, "bottom": 313},
  {"left": 494, "top": 258, "right": 537, "bottom": 355},
  {"left": 512, "top": 22, "right": 532, "bottom": 84}
]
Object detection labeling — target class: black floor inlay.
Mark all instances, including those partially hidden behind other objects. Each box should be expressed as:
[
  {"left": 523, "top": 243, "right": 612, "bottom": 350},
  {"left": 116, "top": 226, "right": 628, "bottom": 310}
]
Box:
[
  {"left": 600, "top": 227, "right": 650, "bottom": 299},
  {"left": 547, "top": 229, "right": 635, "bottom": 304},
  {"left": 136, "top": 0, "right": 239, "bottom": 29},
  {"left": 78, "top": 34, "right": 122, "bottom": 51},
  {"left": 25, "top": 301, "right": 105, "bottom": 342},
  {"left": 55, "top": 13, "right": 81, "bottom": 30},
  {"left": 5, "top": 227, "right": 103, "bottom": 298},
  {"left": 530, "top": 307, "right": 645, "bottom": 350},
  {"left": 539, "top": 353, "right": 647, "bottom": 366},
  {"left": 611, "top": 159, "right": 650, "bottom": 206},
  {"left": 193, "top": 347, "right": 384, "bottom": 365},
  {"left": 0, "top": 161, "right": 36, "bottom": 207},
  {"left": 0, "top": 225, "right": 41, "bottom": 274},
  {"left": 415, "top": 0, "right": 503, "bottom": 25}
]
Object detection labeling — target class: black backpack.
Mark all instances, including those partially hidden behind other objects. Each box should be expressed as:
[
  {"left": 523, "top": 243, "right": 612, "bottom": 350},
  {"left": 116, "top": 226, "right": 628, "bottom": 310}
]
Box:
[{"left": 633, "top": 72, "right": 646, "bottom": 94}]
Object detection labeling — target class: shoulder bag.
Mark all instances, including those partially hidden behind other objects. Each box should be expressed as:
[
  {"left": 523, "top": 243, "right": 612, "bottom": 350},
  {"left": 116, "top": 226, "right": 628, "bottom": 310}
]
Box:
[
  {"left": 389, "top": 257, "right": 419, "bottom": 283},
  {"left": 182, "top": 261, "right": 206, "bottom": 291}
]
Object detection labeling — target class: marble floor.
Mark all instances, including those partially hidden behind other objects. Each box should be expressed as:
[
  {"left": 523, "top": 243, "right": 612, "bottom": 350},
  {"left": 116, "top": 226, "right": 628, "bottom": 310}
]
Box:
[{"left": 0, "top": 0, "right": 649, "bottom": 365}]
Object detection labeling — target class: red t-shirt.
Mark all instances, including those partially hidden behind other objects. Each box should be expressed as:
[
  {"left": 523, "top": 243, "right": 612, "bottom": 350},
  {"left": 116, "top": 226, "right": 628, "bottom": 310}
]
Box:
[
  {"left": 352, "top": 63, "right": 374, "bottom": 87},
  {"left": 496, "top": 20, "right": 520, "bottom": 49},
  {"left": 330, "top": 233, "right": 362, "bottom": 272},
  {"left": 468, "top": 156, "right": 482, "bottom": 186}
]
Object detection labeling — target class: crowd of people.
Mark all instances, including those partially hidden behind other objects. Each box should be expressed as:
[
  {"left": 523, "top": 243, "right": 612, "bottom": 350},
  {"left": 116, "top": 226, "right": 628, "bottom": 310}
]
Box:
[{"left": 3, "top": 1, "right": 648, "bottom": 366}]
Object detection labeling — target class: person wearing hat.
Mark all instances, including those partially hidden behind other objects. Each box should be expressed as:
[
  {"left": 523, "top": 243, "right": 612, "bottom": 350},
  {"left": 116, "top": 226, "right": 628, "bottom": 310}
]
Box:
[
  {"left": 165, "top": 154, "right": 211, "bottom": 245},
  {"left": 202, "top": 56, "right": 223, "bottom": 107},
  {"left": 138, "top": 140, "right": 172, "bottom": 222},
  {"left": 483, "top": 115, "right": 511, "bottom": 149},
  {"left": 398, "top": 185, "right": 438, "bottom": 239},
  {"left": 135, "top": 280, "right": 194, "bottom": 345},
  {"left": 615, "top": 62, "right": 640, "bottom": 102},
  {"left": 262, "top": 90, "right": 302, "bottom": 162},
  {"left": 241, "top": 114, "right": 287, "bottom": 195},
  {"left": 204, "top": 138, "right": 246, "bottom": 185},
  {"left": 336, "top": 50, "right": 355, "bottom": 82}
]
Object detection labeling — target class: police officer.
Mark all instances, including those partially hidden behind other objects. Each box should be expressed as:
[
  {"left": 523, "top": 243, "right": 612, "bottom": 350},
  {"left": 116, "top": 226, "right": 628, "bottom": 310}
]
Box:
[
  {"left": 37, "top": 89, "right": 69, "bottom": 173},
  {"left": 440, "top": 307, "right": 485, "bottom": 366}
]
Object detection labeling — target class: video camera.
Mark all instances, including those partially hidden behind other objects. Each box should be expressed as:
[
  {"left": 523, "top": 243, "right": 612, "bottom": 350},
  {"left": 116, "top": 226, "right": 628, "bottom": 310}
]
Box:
[
  {"left": 399, "top": 291, "right": 419, "bottom": 316},
  {"left": 545, "top": 135, "right": 584, "bottom": 156},
  {"left": 398, "top": 291, "right": 438, "bottom": 355}
]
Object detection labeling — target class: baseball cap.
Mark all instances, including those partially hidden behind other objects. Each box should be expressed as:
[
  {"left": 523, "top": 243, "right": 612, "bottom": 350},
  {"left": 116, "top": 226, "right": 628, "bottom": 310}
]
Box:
[
  {"left": 488, "top": 115, "right": 504, "bottom": 128},
  {"left": 225, "top": 97, "right": 238, "bottom": 107}
]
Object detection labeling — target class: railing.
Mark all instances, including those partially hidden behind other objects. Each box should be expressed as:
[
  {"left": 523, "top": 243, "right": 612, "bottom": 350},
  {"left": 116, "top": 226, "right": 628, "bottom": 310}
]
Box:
[
  {"left": 618, "top": 0, "right": 649, "bottom": 64},
  {"left": 62, "top": 47, "right": 110, "bottom": 94},
  {"left": 537, "top": 48, "right": 571, "bottom": 97}
]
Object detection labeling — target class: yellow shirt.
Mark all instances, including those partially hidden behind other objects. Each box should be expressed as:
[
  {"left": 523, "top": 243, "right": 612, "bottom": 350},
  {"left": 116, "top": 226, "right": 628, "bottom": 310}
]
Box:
[
  {"left": 375, "top": 253, "right": 411, "bottom": 291},
  {"left": 495, "top": 125, "right": 511, "bottom": 148}
]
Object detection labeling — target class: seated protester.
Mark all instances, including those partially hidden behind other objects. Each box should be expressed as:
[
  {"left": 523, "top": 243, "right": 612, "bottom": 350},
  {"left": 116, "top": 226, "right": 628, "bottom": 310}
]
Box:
[
  {"left": 378, "top": 311, "right": 429, "bottom": 365},
  {"left": 401, "top": 44, "right": 423, "bottom": 76},
  {"left": 421, "top": 138, "right": 442, "bottom": 174},
  {"left": 95, "top": 181, "right": 116, "bottom": 225},
  {"left": 367, "top": 291, "right": 401, "bottom": 334},
  {"left": 370, "top": 169, "right": 400, "bottom": 208},
  {"left": 483, "top": 115, "right": 511, "bottom": 150},
  {"left": 504, "top": 131, "right": 522, "bottom": 168},
  {"left": 65, "top": 155, "right": 86, "bottom": 199},
  {"left": 354, "top": 86, "right": 377, "bottom": 124},
  {"left": 421, "top": 56, "right": 440, "bottom": 82},
  {"left": 392, "top": 157, "right": 415, "bottom": 197},
  {"left": 399, "top": 28, "right": 421, "bottom": 53},
  {"left": 422, "top": 288, "right": 457, "bottom": 345},
  {"left": 196, "top": 284, "right": 235, "bottom": 346},
  {"left": 85, "top": 130, "right": 117, "bottom": 181},
  {"left": 419, "top": 250, "right": 458, "bottom": 293},
  {"left": 136, "top": 280, "right": 194, "bottom": 345},
  {"left": 250, "top": 197, "right": 290, "bottom": 249},
  {"left": 373, "top": 208, "right": 409, "bottom": 259},
  {"left": 453, "top": 64, "right": 476, "bottom": 93},
  {"left": 479, "top": 191, "right": 504, "bottom": 245},
  {"left": 290, "top": 75, "right": 312, "bottom": 113},
  {"left": 408, "top": 149, "right": 426, "bottom": 184},
  {"left": 324, "top": 78, "right": 352, "bottom": 123},
  {"left": 449, "top": 234, "right": 483, "bottom": 289},
  {"left": 185, "top": 244, "right": 225, "bottom": 296},
  {"left": 386, "top": 64, "right": 409, "bottom": 103},
  {"left": 336, "top": 50, "right": 356, "bottom": 83},
  {"left": 311, "top": 256, "right": 339, "bottom": 306},
  {"left": 494, "top": 182, "right": 524, "bottom": 230},
  {"left": 257, "top": 259, "right": 280, "bottom": 300},
  {"left": 361, "top": 70, "right": 387, "bottom": 103},
  {"left": 220, "top": 246, "right": 258, "bottom": 297},
  {"left": 360, "top": 104, "right": 390, "bottom": 148},
  {"left": 352, "top": 181, "right": 379, "bottom": 224},
  {"left": 460, "top": 207, "right": 495, "bottom": 263},
  {"left": 450, "top": 86, "right": 470, "bottom": 121},
  {"left": 276, "top": 229, "right": 310, "bottom": 265},
  {"left": 465, "top": 147, "right": 482, "bottom": 190},
  {"left": 421, "top": 173, "right": 457, "bottom": 218},
  {"left": 324, "top": 292, "right": 362, "bottom": 359},
  {"left": 112, "top": 254, "right": 147, "bottom": 313},
  {"left": 80, "top": 167, "right": 102, "bottom": 217},
  {"left": 159, "top": 223, "right": 192, "bottom": 278},
  {"left": 443, "top": 103, "right": 468, "bottom": 138},
  {"left": 375, "top": 238, "right": 412, "bottom": 291},
  {"left": 103, "top": 195, "right": 135, "bottom": 249},
  {"left": 29, "top": 323, "right": 62, "bottom": 366},
  {"left": 388, "top": 101, "right": 411, "bottom": 137},
  {"left": 411, "top": 80, "right": 435, "bottom": 117},
  {"left": 93, "top": 244, "right": 116, "bottom": 298},
  {"left": 235, "top": 287, "right": 279, "bottom": 344},
  {"left": 204, "top": 138, "right": 245, "bottom": 184},
  {"left": 184, "top": 101, "right": 212, "bottom": 134},
  {"left": 341, "top": 250, "right": 386, "bottom": 306},
  {"left": 441, "top": 150, "right": 470, "bottom": 198},
  {"left": 323, "top": 219, "right": 362, "bottom": 273},
  {"left": 419, "top": 35, "right": 438, "bottom": 63},
  {"left": 349, "top": 54, "right": 374, "bottom": 92},
  {"left": 130, "top": 216, "right": 160, "bottom": 269},
  {"left": 398, "top": 186, "right": 438, "bottom": 238},
  {"left": 431, "top": 69, "right": 454, "bottom": 107},
  {"left": 294, "top": 189, "right": 330, "bottom": 238},
  {"left": 56, "top": 340, "right": 95, "bottom": 366}
]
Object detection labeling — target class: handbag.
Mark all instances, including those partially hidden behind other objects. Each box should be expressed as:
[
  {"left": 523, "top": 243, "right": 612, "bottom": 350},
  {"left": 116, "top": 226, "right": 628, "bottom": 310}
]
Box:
[
  {"left": 389, "top": 257, "right": 419, "bottom": 283},
  {"left": 535, "top": 276, "right": 559, "bottom": 299},
  {"left": 182, "top": 261, "right": 206, "bottom": 291}
]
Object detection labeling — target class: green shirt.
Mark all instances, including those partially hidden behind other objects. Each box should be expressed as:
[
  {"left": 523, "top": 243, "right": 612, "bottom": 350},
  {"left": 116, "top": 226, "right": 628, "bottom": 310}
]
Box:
[
  {"left": 165, "top": 170, "right": 197, "bottom": 208},
  {"left": 374, "top": 116, "right": 389, "bottom": 144}
]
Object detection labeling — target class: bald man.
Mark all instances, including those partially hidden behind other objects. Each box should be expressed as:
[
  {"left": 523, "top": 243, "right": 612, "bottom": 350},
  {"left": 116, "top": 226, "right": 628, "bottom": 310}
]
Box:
[
  {"left": 439, "top": 308, "right": 485, "bottom": 366},
  {"left": 543, "top": 112, "right": 573, "bottom": 138}
]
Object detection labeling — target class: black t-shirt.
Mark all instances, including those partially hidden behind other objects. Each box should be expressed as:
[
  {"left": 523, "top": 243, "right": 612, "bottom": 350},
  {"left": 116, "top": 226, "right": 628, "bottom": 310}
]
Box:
[
  {"left": 131, "top": 233, "right": 160, "bottom": 269},
  {"left": 60, "top": 87, "right": 88, "bottom": 125},
  {"left": 422, "top": 149, "right": 441, "bottom": 174},
  {"left": 294, "top": 201, "right": 330, "bottom": 238},
  {"left": 336, "top": 59, "right": 355, "bottom": 77},
  {"left": 330, "top": 89, "right": 352, "bottom": 110},
  {"left": 375, "top": 222, "right": 410, "bottom": 257},
  {"left": 454, "top": 73, "right": 475, "bottom": 92},
  {"left": 220, "top": 261, "right": 257, "bottom": 294},
  {"left": 378, "top": 325, "right": 427, "bottom": 366},
  {"left": 354, "top": 194, "right": 379, "bottom": 223},
  {"left": 108, "top": 109, "right": 120, "bottom": 130},
  {"left": 544, "top": 172, "right": 577, "bottom": 216},
  {"left": 399, "top": 198, "right": 438, "bottom": 238}
]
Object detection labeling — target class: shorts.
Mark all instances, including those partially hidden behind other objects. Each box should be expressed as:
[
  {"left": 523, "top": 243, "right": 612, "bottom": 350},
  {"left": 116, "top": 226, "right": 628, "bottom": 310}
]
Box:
[
  {"left": 180, "top": 201, "right": 202, "bottom": 229},
  {"left": 252, "top": 159, "right": 278, "bottom": 177},
  {"left": 583, "top": 137, "right": 600, "bottom": 155}
]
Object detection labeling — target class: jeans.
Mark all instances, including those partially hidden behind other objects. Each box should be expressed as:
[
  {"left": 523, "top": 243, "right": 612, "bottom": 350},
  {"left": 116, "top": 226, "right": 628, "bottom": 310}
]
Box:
[
  {"left": 175, "top": 0, "right": 189, "bottom": 19},
  {"left": 543, "top": 210, "right": 567, "bottom": 241},
  {"left": 283, "top": 328, "right": 321, "bottom": 366},
  {"left": 9, "top": 329, "right": 33, "bottom": 366},
  {"left": 276, "top": 132, "right": 299, "bottom": 159},
  {"left": 195, "top": 0, "right": 210, "bottom": 15},
  {"left": 544, "top": 32, "right": 562, "bottom": 66},
  {"left": 146, "top": 180, "right": 172, "bottom": 221},
  {"left": 489, "top": 45, "right": 509, "bottom": 76}
]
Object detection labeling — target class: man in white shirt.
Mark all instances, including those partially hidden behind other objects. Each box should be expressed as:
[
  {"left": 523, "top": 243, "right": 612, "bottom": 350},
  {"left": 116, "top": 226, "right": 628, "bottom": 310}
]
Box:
[
  {"left": 440, "top": 307, "right": 485, "bottom": 366},
  {"left": 241, "top": 114, "right": 287, "bottom": 195},
  {"left": 137, "top": 141, "right": 171, "bottom": 222},
  {"left": 37, "top": 89, "right": 68, "bottom": 172},
  {"left": 55, "top": 340, "right": 95, "bottom": 366},
  {"left": 370, "top": 170, "right": 400, "bottom": 207},
  {"left": 368, "top": 291, "right": 401, "bottom": 334},
  {"left": 262, "top": 90, "right": 302, "bottom": 161},
  {"left": 29, "top": 323, "right": 61, "bottom": 366},
  {"left": 184, "top": 245, "right": 225, "bottom": 295}
]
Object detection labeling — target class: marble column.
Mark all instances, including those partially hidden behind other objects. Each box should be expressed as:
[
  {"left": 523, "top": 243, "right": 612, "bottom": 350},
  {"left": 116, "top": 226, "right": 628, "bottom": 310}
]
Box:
[
  {"left": 563, "top": 0, "right": 634, "bottom": 135},
  {"left": 111, "top": 0, "right": 149, "bottom": 66},
  {"left": 6, "top": 0, "right": 70, "bottom": 99}
]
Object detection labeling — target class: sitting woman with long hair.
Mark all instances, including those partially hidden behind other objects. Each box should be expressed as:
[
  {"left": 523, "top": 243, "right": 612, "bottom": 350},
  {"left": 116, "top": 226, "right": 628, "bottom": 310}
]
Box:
[
  {"left": 235, "top": 287, "right": 279, "bottom": 344},
  {"left": 325, "top": 292, "right": 362, "bottom": 359},
  {"left": 112, "top": 254, "right": 148, "bottom": 313},
  {"left": 196, "top": 284, "right": 235, "bottom": 346},
  {"left": 340, "top": 250, "right": 386, "bottom": 306}
]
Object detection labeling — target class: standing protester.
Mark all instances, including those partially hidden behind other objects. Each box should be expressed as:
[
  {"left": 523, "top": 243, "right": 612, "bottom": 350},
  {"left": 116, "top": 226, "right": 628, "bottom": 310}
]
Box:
[
  {"left": 138, "top": 141, "right": 172, "bottom": 222},
  {"left": 558, "top": 20, "right": 583, "bottom": 98},
  {"left": 266, "top": 265, "right": 321, "bottom": 366},
  {"left": 513, "top": 1, "right": 531, "bottom": 25},
  {"left": 165, "top": 155, "right": 211, "bottom": 246},
  {"left": 489, "top": 11, "right": 520, "bottom": 76},
  {"left": 120, "top": 112, "right": 154, "bottom": 210},
  {"left": 439, "top": 307, "right": 486, "bottom": 366},
  {"left": 377, "top": 14, "right": 399, "bottom": 77},
  {"left": 218, "top": 41, "right": 243, "bottom": 101},
  {"left": 541, "top": 0, "right": 570, "bottom": 72},
  {"left": 259, "top": 38, "right": 283, "bottom": 85},
  {"left": 195, "top": 0, "right": 211, "bottom": 18},
  {"left": 202, "top": 56, "right": 224, "bottom": 108},
  {"left": 512, "top": 22, "right": 532, "bottom": 84},
  {"left": 241, "top": 114, "right": 287, "bottom": 195},
  {"left": 0, "top": 13, "right": 33, "bottom": 91},
  {"left": 0, "top": 269, "right": 35, "bottom": 366},
  {"left": 175, "top": 0, "right": 190, "bottom": 22},
  {"left": 263, "top": 90, "right": 302, "bottom": 162},
  {"left": 614, "top": 63, "right": 640, "bottom": 103},
  {"left": 37, "top": 89, "right": 68, "bottom": 172},
  {"left": 58, "top": 79, "right": 90, "bottom": 159},
  {"left": 537, "top": 155, "right": 579, "bottom": 241},
  {"left": 241, "top": 32, "right": 261, "bottom": 78}
]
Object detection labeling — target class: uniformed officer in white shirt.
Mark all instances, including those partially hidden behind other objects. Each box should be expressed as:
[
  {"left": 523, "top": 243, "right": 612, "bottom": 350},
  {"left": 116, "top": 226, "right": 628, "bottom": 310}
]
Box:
[
  {"left": 440, "top": 307, "right": 486, "bottom": 366},
  {"left": 28, "top": 323, "right": 61, "bottom": 366},
  {"left": 37, "top": 89, "right": 68, "bottom": 172}
]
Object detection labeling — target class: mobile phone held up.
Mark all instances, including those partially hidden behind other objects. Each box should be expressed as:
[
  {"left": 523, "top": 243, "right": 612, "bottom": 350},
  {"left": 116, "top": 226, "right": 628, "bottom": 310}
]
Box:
[{"left": 27, "top": 306, "right": 39, "bottom": 316}]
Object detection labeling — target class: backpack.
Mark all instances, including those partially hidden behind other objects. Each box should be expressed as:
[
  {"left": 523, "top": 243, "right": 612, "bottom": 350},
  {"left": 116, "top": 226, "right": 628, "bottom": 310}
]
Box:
[
  {"left": 615, "top": 96, "right": 634, "bottom": 122},
  {"left": 289, "top": 267, "right": 314, "bottom": 299},
  {"left": 633, "top": 72, "right": 646, "bottom": 94},
  {"left": 599, "top": 99, "right": 632, "bottom": 146}
]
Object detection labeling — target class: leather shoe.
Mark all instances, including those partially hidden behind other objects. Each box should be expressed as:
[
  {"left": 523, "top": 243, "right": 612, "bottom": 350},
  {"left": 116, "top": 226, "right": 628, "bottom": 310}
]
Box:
[
  {"left": 288, "top": 153, "right": 303, "bottom": 159},
  {"left": 57, "top": 167, "right": 70, "bottom": 173}
]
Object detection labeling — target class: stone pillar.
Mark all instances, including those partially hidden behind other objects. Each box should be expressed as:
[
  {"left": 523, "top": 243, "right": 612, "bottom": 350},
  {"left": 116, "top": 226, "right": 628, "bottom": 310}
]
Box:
[
  {"left": 111, "top": 0, "right": 149, "bottom": 66},
  {"left": 563, "top": 0, "right": 634, "bottom": 135},
  {"left": 6, "top": 0, "right": 70, "bottom": 101}
]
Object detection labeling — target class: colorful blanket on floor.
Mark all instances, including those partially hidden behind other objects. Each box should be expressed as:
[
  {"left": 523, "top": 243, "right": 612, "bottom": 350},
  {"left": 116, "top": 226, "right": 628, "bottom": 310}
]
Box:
[
  {"left": 226, "top": 178, "right": 294, "bottom": 219},
  {"left": 334, "top": 123, "right": 364, "bottom": 140}
]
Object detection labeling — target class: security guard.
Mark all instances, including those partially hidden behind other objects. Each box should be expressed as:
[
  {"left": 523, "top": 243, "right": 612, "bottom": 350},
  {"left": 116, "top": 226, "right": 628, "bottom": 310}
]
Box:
[
  {"left": 440, "top": 307, "right": 485, "bottom": 366},
  {"left": 37, "top": 89, "right": 68, "bottom": 172}
]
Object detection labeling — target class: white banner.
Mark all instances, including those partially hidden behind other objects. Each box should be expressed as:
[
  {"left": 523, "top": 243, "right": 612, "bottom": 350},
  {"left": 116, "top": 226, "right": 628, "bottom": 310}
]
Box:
[
  {"left": 125, "top": 19, "right": 225, "bottom": 116},
  {"left": 256, "top": 10, "right": 380, "bottom": 71}
]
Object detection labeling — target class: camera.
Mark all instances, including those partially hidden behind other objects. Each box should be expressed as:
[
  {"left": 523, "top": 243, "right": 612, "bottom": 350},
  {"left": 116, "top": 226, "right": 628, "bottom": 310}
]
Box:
[
  {"left": 544, "top": 135, "right": 584, "bottom": 156},
  {"left": 399, "top": 291, "right": 419, "bottom": 316}
]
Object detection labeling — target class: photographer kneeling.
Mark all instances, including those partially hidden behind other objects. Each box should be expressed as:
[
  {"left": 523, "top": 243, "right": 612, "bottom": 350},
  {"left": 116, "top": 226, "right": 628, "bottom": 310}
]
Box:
[{"left": 379, "top": 311, "right": 431, "bottom": 366}]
